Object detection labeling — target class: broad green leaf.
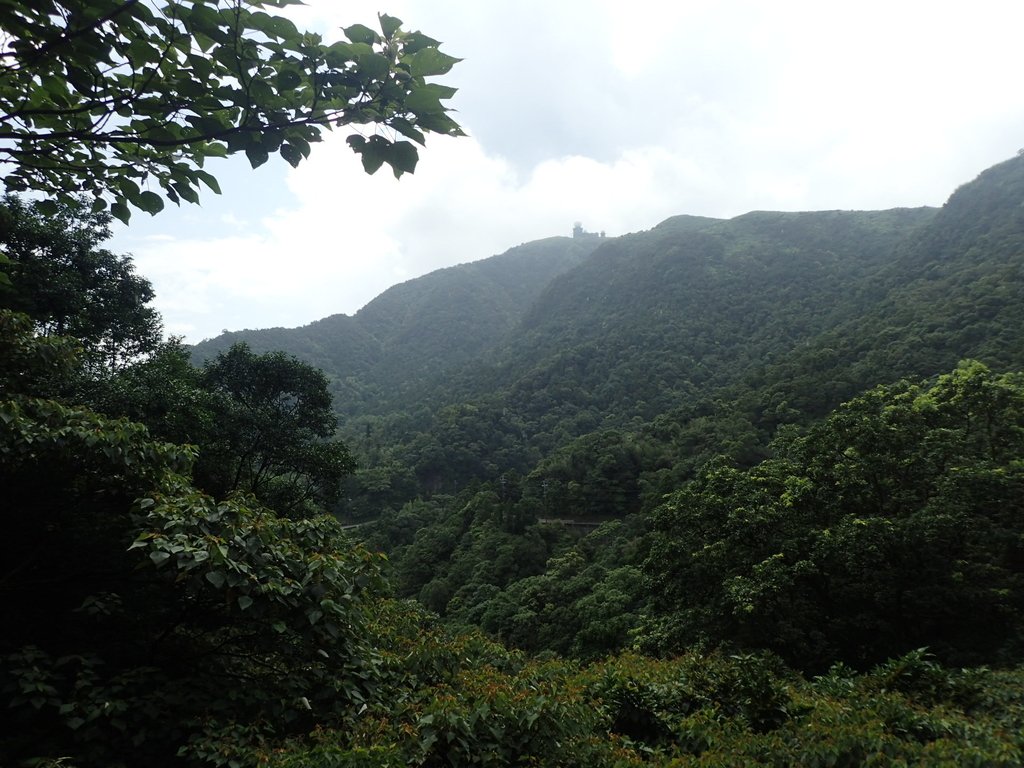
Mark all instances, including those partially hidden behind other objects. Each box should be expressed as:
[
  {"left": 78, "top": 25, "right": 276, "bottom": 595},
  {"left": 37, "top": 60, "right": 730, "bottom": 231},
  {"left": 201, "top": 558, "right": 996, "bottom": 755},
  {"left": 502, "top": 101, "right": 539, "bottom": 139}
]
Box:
[
  {"left": 110, "top": 201, "right": 131, "bottom": 224},
  {"left": 34, "top": 200, "right": 59, "bottom": 216},
  {"left": 171, "top": 181, "right": 199, "bottom": 204},
  {"left": 149, "top": 551, "right": 170, "bottom": 566},
  {"left": 404, "top": 85, "right": 457, "bottom": 117},
  {"left": 379, "top": 14, "right": 403, "bottom": 40},
  {"left": 289, "top": 135, "right": 312, "bottom": 159},
  {"left": 417, "top": 111, "right": 466, "bottom": 136},
  {"left": 390, "top": 117, "right": 425, "bottom": 145},
  {"left": 276, "top": 68, "right": 302, "bottom": 91},
  {"left": 195, "top": 169, "right": 222, "bottom": 193},
  {"left": 203, "top": 143, "right": 229, "bottom": 159},
  {"left": 356, "top": 52, "right": 391, "bottom": 80},
  {"left": 344, "top": 23, "right": 378, "bottom": 45},
  {"left": 280, "top": 142, "right": 302, "bottom": 168},
  {"left": 388, "top": 141, "right": 418, "bottom": 178},
  {"left": 324, "top": 40, "right": 358, "bottom": 67},
  {"left": 407, "top": 48, "right": 462, "bottom": 78},
  {"left": 245, "top": 146, "right": 270, "bottom": 169},
  {"left": 188, "top": 3, "right": 221, "bottom": 36},
  {"left": 136, "top": 190, "right": 164, "bottom": 215},
  {"left": 402, "top": 30, "right": 442, "bottom": 54}
]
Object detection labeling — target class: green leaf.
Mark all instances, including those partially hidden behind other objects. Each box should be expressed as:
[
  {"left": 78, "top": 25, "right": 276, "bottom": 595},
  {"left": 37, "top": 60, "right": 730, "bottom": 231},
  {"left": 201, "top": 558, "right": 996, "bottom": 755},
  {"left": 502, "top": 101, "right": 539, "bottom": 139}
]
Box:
[
  {"left": 171, "top": 181, "right": 199, "bottom": 204},
  {"left": 276, "top": 68, "right": 302, "bottom": 91},
  {"left": 245, "top": 146, "right": 270, "bottom": 169},
  {"left": 346, "top": 133, "right": 383, "bottom": 174},
  {"left": 379, "top": 13, "right": 403, "bottom": 40},
  {"left": 290, "top": 135, "right": 312, "bottom": 159},
  {"left": 388, "top": 141, "right": 418, "bottom": 178},
  {"left": 389, "top": 117, "right": 425, "bottom": 145},
  {"left": 149, "top": 551, "right": 170, "bottom": 566},
  {"left": 110, "top": 201, "right": 131, "bottom": 225},
  {"left": 203, "top": 143, "right": 229, "bottom": 159},
  {"left": 402, "top": 31, "right": 441, "bottom": 54},
  {"left": 404, "top": 87, "right": 449, "bottom": 117},
  {"left": 344, "top": 23, "right": 378, "bottom": 45},
  {"left": 195, "top": 170, "right": 222, "bottom": 194},
  {"left": 237, "top": 595, "right": 254, "bottom": 611},
  {"left": 407, "top": 48, "right": 462, "bottom": 78},
  {"left": 280, "top": 142, "right": 302, "bottom": 168},
  {"left": 35, "top": 200, "right": 59, "bottom": 216},
  {"left": 325, "top": 40, "right": 358, "bottom": 67},
  {"left": 136, "top": 190, "right": 165, "bottom": 215},
  {"left": 188, "top": 3, "right": 222, "bottom": 37},
  {"left": 356, "top": 52, "right": 391, "bottom": 80},
  {"left": 206, "top": 571, "right": 226, "bottom": 588}
]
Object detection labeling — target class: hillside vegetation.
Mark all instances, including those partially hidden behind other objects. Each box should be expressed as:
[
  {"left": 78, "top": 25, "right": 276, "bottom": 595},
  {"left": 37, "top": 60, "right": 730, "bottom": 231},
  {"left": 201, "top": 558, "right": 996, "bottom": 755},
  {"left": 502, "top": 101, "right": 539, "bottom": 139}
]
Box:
[{"left": 5, "top": 155, "right": 1024, "bottom": 766}]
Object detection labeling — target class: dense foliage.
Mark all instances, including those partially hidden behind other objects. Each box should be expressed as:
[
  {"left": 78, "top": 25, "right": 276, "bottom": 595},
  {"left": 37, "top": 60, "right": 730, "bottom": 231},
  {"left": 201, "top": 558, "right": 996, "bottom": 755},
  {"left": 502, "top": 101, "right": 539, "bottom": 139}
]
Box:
[
  {"left": 0, "top": 309, "right": 389, "bottom": 765},
  {"left": 211, "top": 156, "right": 1024, "bottom": 669},
  {"left": 0, "top": 0, "right": 462, "bottom": 220},
  {"left": 0, "top": 194, "right": 162, "bottom": 370},
  {"left": 643, "top": 361, "right": 1024, "bottom": 670},
  {"left": 195, "top": 343, "right": 356, "bottom": 515}
]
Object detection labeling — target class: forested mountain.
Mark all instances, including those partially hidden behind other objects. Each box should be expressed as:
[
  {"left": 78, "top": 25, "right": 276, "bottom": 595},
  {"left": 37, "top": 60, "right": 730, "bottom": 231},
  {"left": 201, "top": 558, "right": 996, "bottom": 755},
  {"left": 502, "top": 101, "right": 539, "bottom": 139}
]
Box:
[
  {"left": 202, "top": 156, "right": 1024, "bottom": 433},
  {"left": 191, "top": 236, "right": 601, "bottom": 414},
  {"left": 196, "top": 205, "right": 940, "bottom": 432},
  {"left": 191, "top": 155, "right": 1024, "bottom": 516},
  {"left": 182, "top": 156, "right": 1024, "bottom": 673}
]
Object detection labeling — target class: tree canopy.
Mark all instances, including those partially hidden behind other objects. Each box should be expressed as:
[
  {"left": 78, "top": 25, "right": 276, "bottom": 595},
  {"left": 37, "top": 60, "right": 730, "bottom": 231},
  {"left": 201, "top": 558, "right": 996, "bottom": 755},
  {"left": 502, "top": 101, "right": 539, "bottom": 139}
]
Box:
[
  {"left": 0, "top": 0, "right": 463, "bottom": 221},
  {"left": 0, "top": 194, "right": 162, "bottom": 370},
  {"left": 642, "top": 361, "right": 1024, "bottom": 670},
  {"left": 198, "top": 342, "right": 356, "bottom": 514}
]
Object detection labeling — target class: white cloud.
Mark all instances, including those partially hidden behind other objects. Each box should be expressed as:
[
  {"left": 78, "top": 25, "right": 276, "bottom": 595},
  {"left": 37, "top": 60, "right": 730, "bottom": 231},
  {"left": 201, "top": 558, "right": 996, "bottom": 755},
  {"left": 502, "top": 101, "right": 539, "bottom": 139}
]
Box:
[{"left": 136, "top": 133, "right": 730, "bottom": 341}]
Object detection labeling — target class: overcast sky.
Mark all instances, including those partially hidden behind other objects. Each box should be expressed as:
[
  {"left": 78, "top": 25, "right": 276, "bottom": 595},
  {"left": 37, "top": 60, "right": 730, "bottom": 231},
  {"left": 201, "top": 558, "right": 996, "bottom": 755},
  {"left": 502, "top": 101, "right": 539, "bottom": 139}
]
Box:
[{"left": 111, "top": 0, "right": 1024, "bottom": 343}]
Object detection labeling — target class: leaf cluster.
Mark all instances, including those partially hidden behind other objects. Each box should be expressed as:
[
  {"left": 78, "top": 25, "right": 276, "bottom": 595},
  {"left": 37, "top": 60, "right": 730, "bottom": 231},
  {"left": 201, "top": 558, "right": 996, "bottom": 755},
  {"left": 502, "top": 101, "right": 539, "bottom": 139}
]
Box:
[
  {"left": 0, "top": 1, "right": 463, "bottom": 221},
  {"left": 643, "top": 362, "right": 1024, "bottom": 670},
  {"left": 0, "top": 194, "right": 162, "bottom": 370}
]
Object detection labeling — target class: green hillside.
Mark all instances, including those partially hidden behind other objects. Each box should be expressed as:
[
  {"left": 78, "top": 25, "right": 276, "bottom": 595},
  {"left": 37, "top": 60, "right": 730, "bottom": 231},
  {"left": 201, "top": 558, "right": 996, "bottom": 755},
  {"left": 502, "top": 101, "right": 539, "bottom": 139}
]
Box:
[
  {"left": 186, "top": 150, "right": 1024, "bottom": 697},
  {"left": 330, "top": 155, "right": 1024, "bottom": 658},
  {"left": 8, "top": 154, "right": 1024, "bottom": 767},
  {"left": 192, "top": 236, "right": 601, "bottom": 414}
]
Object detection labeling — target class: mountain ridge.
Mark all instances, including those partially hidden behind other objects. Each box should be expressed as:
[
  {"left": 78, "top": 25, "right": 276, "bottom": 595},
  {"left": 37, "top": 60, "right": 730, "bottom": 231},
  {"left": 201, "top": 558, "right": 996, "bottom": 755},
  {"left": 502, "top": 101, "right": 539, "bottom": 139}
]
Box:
[{"left": 193, "top": 155, "right": 1024, "bottom": 503}]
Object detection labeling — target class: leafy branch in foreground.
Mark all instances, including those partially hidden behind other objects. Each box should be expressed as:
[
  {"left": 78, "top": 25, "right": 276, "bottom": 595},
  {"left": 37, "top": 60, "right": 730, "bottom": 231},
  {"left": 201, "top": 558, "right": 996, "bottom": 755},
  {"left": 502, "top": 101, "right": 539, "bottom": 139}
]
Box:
[{"left": 0, "top": 1, "right": 463, "bottom": 222}]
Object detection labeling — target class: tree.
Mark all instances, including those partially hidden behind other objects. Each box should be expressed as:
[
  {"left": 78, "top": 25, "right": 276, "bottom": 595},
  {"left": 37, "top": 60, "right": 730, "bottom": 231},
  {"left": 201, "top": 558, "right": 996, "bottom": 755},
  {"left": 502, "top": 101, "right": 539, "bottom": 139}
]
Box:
[
  {"left": 642, "top": 362, "right": 1024, "bottom": 670},
  {"left": 198, "top": 342, "right": 355, "bottom": 515},
  {"left": 0, "top": 309, "right": 388, "bottom": 765},
  {"left": 0, "top": 193, "right": 162, "bottom": 370},
  {"left": 0, "top": 0, "right": 463, "bottom": 221}
]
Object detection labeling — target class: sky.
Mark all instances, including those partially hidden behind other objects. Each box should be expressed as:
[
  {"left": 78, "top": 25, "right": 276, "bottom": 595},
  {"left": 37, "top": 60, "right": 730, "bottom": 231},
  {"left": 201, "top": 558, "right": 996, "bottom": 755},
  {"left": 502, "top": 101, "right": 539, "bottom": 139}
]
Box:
[{"left": 110, "top": 0, "right": 1024, "bottom": 343}]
